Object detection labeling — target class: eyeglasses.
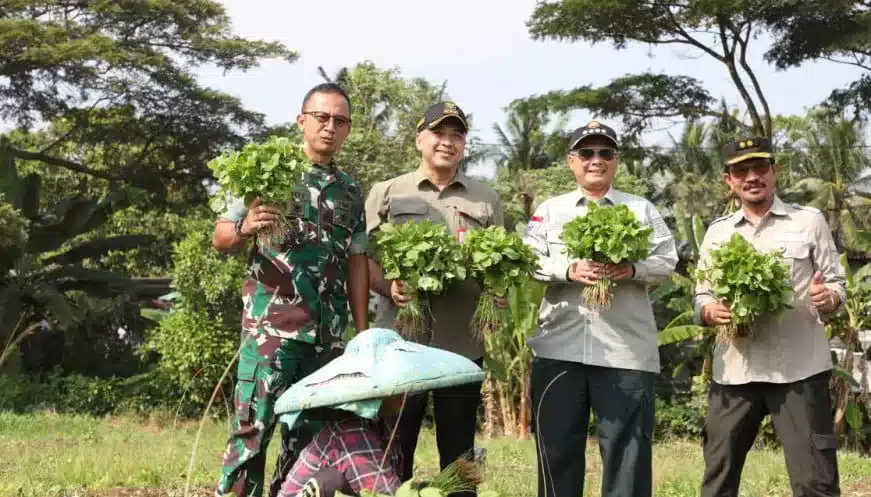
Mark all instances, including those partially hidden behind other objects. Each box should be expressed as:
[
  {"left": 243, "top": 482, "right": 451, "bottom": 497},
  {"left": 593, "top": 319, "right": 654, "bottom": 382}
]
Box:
[
  {"left": 728, "top": 162, "right": 773, "bottom": 177},
  {"left": 574, "top": 147, "right": 616, "bottom": 161},
  {"left": 303, "top": 111, "right": 351, "bottom": 127}
]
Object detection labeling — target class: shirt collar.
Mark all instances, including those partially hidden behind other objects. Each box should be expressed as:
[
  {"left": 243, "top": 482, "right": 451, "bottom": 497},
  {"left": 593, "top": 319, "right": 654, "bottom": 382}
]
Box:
[
  {"left": 571, "top": 186, "right": 618, "bottom": 206},
  {"left": 731, "top": 195, "right": 789, "bottom": 226},
  {"left": 413, "top": 167, "right": 468, "bottom": 190}
]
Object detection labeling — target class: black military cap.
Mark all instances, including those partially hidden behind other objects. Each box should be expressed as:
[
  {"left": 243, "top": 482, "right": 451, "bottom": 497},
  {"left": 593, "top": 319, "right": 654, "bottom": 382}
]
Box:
[
  {"left": 725, "top": 136, "right": 774, "bottom": 166},
  {"left": 569, "top": 120, "right": 619, "bottom": 150},
  {"left": 416, "top": 101, "right": 469, "bottom": 133}
]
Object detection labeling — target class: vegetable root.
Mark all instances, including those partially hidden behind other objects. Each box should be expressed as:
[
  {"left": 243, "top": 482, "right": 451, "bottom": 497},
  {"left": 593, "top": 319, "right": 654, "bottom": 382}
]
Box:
[
  {"left": 583, "top": 278, "right": 613, "bottom": 312},
  {"left": 395, "top": 296, "right": 430, "bottom": 341},
  {"left": 471, "top": 291, "right": 504, "bottom": 341},
  {"left": 256, "top": 213, "right": 289, "bottom": 250},
  {"left": 715, "top": 319, "right": 754, "bottom": 344}
]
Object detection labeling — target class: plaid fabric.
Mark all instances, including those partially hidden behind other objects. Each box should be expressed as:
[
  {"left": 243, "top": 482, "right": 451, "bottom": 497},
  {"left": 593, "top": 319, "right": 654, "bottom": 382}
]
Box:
[{"left": 278, "top": 415, "right": 403, "bottom": 497}]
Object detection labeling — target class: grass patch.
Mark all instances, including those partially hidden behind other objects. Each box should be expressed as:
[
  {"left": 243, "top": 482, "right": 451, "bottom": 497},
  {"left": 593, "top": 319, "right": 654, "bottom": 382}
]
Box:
[{"left": 1, "top": 411, "right": 870, "bottom": 496}]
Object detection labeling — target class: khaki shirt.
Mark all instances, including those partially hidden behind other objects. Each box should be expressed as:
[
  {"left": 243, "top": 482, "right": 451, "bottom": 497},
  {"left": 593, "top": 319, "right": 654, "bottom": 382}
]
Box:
[
  {"left": 693, "top": 196, "right": 847, "bottom": 385},
  {"left": 365, "top": 168, "right": 504, "bottom": 359},
  {"left": 522, "top": 188, "right": 678, "bottom": 373}
]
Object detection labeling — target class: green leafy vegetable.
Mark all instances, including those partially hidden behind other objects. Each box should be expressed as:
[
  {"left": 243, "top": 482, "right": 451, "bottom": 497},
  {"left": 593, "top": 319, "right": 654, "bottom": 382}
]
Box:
[
  {"left": 207, "top": 136, "right": 311, "bottom": 248},
  {"left": 463, "top": 225, "right": 539, "bottom": 337},
  {"left": 374, "top": 219, "right": 466, "bottom": 339},
  {"left": 358, "top": 458, "right": 486, "bottom": 497},
  {"left": 559, "top": 202, "right": 652, "bottom": 311},
  {"left": 695, "top": 232, "right": 793, "bottom": 342}
]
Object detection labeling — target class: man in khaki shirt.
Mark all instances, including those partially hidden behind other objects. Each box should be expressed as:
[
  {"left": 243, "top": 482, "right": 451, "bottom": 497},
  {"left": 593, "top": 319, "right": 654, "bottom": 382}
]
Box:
[
  {"left": 693, "top": 136, "right": 846, "bottom": 497},
  {"left": 364, "top": 101, "right": 504, "bottom": 497}
]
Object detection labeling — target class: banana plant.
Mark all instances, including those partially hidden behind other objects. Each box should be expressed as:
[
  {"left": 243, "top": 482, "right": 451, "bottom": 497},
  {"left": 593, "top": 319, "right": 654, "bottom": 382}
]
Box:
[
  {"left": 0, "top": 148, "right": 155, "bottom": 369},
  {"left": 655, "top": 213, "right": 714, "bottom": 381},
  {"left": 827, "top": 254, "right": 871, "bottom": 443}
]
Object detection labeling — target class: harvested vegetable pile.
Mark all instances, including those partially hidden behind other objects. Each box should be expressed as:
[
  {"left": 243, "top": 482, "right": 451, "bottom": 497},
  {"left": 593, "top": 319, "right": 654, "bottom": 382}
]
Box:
[
  {"left": 463, "top": 225, "right": 539, "bottom": 338},
  {"left": 359, "top": 458, "right": 488, "bottom": 497},
  {"left": 560, "top": 202, "right": 652, "bottom": 311},
  {"left": 695, "top": 232, "right": 793, "bottom": 342},
  {"left": 208, "top": 136, "right": 311, "bottom": 248},
  {"left": 374, "top": 219, "right": 466, "bottom": 339}
]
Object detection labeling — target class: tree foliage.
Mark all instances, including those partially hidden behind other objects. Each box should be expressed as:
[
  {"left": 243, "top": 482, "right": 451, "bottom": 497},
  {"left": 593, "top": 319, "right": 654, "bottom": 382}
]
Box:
[
  {"left": 759, "top": 0, "right": 871, "bottom": 118},
  {"left": 1, "top": 0, "right": 295, "bottom": 197},
  {"left": 141, "top": 219, "right": 246, "bottom": 407},
  {"left": 527, "top": 0, "right": 790, "bottom": 136}
]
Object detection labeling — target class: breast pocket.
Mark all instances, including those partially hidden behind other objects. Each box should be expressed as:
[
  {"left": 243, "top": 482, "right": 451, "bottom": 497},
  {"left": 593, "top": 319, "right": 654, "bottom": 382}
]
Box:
[
  {"left": 546, "top": 229, "right": 570, "bottom": 261},
  {"left": 775, "top": 238, "right": 812, "bottom": 284},
  {"left": 388, "top": 197, "right": 430, "bottom": 224},
  {"left": 457, "top": 203, "right": 490, "bottom": 229}
]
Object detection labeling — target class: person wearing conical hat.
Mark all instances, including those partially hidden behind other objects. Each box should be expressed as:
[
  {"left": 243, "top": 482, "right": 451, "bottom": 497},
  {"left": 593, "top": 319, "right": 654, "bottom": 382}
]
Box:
[
  {"left": 274, "top": 328, "right": 487, "bottom": 497},
  {"left": 694, "top": 137, "right": 846, "bottom": 496}
]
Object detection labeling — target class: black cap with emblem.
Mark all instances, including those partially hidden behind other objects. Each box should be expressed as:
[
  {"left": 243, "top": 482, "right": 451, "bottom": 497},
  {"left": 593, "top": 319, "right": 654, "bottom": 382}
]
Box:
[
  {"left": 417, "top": 101, "right": 469, "bottom": 133},
  {"left": 725, "top": 136, "right": 774, "bottom": 167},
  {"left": 568, "top": 120, "right": 619, "bottom": 150}
]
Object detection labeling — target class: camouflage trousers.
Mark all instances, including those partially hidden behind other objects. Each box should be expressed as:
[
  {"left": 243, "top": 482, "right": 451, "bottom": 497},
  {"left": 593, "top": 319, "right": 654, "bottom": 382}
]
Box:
[{"left": 216, "top": 331, "right": 333, "bottom": 497}]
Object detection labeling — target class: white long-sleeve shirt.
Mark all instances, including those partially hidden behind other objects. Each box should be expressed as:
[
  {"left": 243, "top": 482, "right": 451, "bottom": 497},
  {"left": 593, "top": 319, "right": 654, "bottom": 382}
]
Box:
[{"left": 522, "top": 188, "right": 678, "bottom": 373}]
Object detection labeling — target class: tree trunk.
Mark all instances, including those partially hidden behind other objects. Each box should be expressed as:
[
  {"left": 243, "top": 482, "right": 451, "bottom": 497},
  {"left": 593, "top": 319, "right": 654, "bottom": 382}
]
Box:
[
  {"left": 497, "top": 380, "right": 516, "bottom": 438},
  {"left": 0, "top": 322, "right": 42, "bottom": 371},
  {"left": 482, "top": 374, "right": 498, "bottom": 439},
  {"left": 518, "top": 371, "right": 532, "bottom": 439}
]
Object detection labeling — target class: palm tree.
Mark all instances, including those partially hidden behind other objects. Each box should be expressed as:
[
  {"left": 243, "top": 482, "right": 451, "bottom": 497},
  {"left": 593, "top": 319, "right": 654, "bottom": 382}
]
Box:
[
  {"left": 650, "top": 119, "right": 734, "bottom": 225},
  {"left": 487, "top": 103, "right": 569, "bottom": 220},
  {"left": 777, "top": 111, "right": 871, "bottom": 253}
]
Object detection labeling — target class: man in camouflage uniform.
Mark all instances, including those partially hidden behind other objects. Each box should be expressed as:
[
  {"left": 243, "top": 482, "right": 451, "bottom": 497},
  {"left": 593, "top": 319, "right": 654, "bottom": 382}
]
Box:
[{"left": 212, "top": 83, "right": 370, "bottom": 497}]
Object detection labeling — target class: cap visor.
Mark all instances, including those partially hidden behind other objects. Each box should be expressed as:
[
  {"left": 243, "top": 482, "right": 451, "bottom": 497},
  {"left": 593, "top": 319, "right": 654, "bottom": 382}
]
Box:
[
  {"left": 570, "top": 135, "right": 618, "bottom": 150},
  {"left": 726, "top": 152, "right": 773, "bottom": 165},
  {"left": 427, "top": 115, "right": 468, "bottom": 132}
]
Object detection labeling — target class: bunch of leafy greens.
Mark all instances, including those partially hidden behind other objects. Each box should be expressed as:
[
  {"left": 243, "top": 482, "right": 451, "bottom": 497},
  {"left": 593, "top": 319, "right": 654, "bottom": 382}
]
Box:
[
  {"left": 374, "top": 219, "right": 466, "bottom": 339},
  {"left": 358, "top": 458, "right": 493, "bottom": 497},
  {"left": 560, "top": 202, "right": 652, "bottom": 311},
  {"left": 695, "top": 232, "right": 793, "bottom": 342},
  {"left": 207, "top": 136, "right": 311, "bottom": 248},
  {"left": 463, "top": 225, "right": 539, "bottom": 337}
]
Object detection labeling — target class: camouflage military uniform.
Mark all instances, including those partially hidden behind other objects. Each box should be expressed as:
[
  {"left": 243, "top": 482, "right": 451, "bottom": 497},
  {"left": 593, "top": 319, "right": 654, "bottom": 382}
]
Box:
[{"left": 215, "top": 162, "right": 368, "bottom": 497}]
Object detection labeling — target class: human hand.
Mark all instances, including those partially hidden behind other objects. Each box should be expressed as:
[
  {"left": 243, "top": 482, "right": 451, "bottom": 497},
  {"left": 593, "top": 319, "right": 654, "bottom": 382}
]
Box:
[
  {"left": 567, "top": 260, "right": 604, "bottom": 285},
  {"left": 809, "top": 271, "right": 839, "bottom": 313},
  {"left": 603, "top": 263, "right": 634, "bottom": 281},
  {"left": 493, "top": 294, "right": 509, "bottom": 309},
  {"left": 702, "top": 302, "right": 732, "bottom": 326},
  {"left": 241, "top": 198, "right": 282, "bottom": 236},
  {"left": 391, "top": 280, "right": 413, "bottom": 308}
]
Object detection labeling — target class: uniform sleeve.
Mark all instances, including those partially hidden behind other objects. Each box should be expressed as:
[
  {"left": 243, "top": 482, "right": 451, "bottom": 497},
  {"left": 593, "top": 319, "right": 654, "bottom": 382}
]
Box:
[
  {"left": 632, "top": 200, "right": 678, "bottom": 284},
  {"left": 348, "top": 192, "right": 369, "bottom": 256},
  {"left": 364, "top": 181, "right": 389, "bottom": 235},
  {"left": 811, "top": 211, "right": 847, "bottom": 312},
  {"left": 692, "top": 226, "right": 720, "bottom": 325},
  {"left": 218, "top": 195, "right": 248, "bottom": 222},
  {"left": 522, "top": 201, "right": 571, "bottom": 282}
]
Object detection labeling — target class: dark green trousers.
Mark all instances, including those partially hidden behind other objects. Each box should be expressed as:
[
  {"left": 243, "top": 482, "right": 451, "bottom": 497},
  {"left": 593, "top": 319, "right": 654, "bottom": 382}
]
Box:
[{"left": 530, "top": 357, "right": 655, "bottom": 497}]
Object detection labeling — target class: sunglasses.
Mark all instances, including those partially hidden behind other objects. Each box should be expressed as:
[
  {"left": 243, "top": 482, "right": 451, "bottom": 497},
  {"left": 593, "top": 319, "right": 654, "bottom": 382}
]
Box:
[{"left": 574, "top": 147, "right": 616, "bottom": 161}]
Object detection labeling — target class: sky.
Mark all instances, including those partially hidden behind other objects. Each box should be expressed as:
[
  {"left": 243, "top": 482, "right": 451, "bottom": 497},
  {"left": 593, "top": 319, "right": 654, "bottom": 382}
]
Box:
[{"left": 197, "top": 0, "right": 866, "bottom": 176}]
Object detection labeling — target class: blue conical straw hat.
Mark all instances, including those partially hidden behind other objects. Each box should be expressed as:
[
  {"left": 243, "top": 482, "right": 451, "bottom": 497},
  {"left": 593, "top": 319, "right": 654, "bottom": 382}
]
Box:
[{"left": 275, "top": 328, "right": 485, "bottom": 427}]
